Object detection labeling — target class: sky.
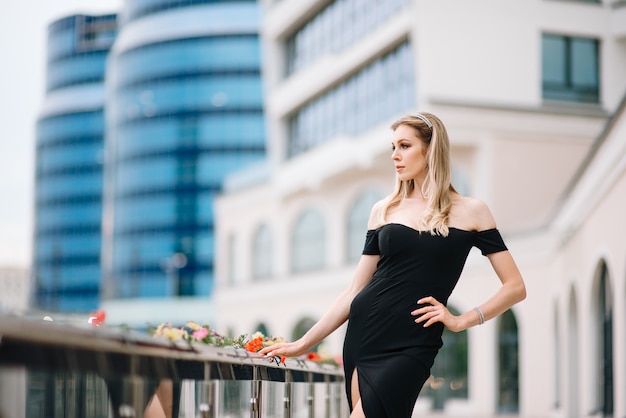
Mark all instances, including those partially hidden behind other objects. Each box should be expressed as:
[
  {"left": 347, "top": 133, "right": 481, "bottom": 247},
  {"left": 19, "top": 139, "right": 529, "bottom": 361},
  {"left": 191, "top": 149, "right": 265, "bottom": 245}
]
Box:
[{"left": 0, "top": 0, "right": 122, "bottom": 267}]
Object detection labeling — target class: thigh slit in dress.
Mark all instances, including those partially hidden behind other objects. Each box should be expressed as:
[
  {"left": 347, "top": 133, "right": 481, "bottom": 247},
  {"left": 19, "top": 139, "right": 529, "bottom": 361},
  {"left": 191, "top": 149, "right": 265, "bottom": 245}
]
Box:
[{"left": 343, "top": 223, "right": 508, "bottom": 418}]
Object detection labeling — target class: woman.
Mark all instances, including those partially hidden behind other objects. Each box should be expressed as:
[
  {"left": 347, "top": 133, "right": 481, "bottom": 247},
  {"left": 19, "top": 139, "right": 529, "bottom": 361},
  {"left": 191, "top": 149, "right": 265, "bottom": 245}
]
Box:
[{"left": 259, "top": 112, "right": 526, "bottom": 418}]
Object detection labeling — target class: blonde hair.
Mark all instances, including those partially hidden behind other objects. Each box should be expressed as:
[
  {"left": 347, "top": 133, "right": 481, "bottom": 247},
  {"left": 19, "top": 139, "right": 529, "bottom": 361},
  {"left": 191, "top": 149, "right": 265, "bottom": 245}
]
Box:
[{"left": 378, "top": 112, "right": 455, "bottom": 236}]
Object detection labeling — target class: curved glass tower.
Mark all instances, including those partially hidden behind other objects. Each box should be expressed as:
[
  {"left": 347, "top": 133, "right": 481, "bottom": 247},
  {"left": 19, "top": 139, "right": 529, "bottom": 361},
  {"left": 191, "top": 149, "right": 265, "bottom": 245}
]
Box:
[
  {"left": 101, "top": 0, "right": 264, "bottom": 302},
  {"left": 34, "top": 14, "right": 117, "bottom": 312}
]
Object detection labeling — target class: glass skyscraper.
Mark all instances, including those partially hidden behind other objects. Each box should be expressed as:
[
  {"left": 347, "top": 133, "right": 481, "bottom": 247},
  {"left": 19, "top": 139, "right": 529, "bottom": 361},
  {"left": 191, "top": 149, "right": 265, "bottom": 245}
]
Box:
[
  {"left": 101, "top": 0, "right": 265, "bottom": 301},
  {"left": 34, "top": 14, "right": 117, "bottom": 312}
]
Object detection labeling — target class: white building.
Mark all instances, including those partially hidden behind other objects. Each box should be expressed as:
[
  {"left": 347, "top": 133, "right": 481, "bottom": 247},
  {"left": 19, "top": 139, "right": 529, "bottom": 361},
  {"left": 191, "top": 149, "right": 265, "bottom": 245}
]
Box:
[
  {"left": 0, "top": 266, "right": 30, "bottom": 314},
  {"left": 214, "top": 0, "right": 626, "bottom": 416},
  {"left": 0, "top": 267, "right": 29, "bottom": 418}
]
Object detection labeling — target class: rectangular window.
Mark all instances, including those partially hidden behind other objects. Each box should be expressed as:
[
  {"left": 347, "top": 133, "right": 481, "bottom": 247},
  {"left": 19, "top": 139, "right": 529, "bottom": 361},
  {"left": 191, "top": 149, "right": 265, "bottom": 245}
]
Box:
[
  {"left": 286, "top": 41, "right": 414, "bottom": 157},
  {"left": 283, "top": 0, "right": 410, "bottom": 77},
  {"left": 542, "top": 34, "right": 599, "bottom": 103}
]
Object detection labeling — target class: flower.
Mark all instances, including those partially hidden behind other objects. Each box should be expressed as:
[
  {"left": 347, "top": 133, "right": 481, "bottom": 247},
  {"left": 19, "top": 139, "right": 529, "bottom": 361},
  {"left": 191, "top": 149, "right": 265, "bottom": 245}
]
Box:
[
  {"left": 304, "top": 344, "right": 341, "bottom": 366},
  {"left": 192, "top": 327, "right": 209, "bottom": 340},
  {"left": 150, "top": 322, "right": 247, "bottom": 348},
  {"left": 244, "top": 336, "right": 264, "bottom": 353},
  {"left": 251, "top": 331, "right": 265, "bottom": 340},
  {"left": 88, "top": 309, "right": 106, "bottom": 326},
  {"left": 186, "top": 321, "right": 202, "bottom": 331},
  {"left": 163, "top": 326, "right": 188, "bottom": 342},
  {"left": 148, "top": 324, "right": 341, "bottom": 367},
  {"left": 151, "top": 322, "right": 188, "bottom": 342}
]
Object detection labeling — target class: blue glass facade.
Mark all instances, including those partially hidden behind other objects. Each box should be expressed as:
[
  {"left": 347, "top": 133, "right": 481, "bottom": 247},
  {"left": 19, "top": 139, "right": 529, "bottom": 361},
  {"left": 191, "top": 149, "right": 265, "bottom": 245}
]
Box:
[
  {"left": 102, "top": 1, "right": 265, "bottom": 299},
  {"left": 34, "top": 14, "right": 117, "bottom": 312},
  {"left": 122, "top": 0, "right": 257, "bottom": 23}
]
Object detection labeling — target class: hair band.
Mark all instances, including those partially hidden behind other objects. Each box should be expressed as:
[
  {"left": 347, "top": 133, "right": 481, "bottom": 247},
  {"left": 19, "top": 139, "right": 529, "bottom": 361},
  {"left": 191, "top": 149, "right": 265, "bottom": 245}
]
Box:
[{"left": 415, "top": 113, "right": 432, "bottom": 130}]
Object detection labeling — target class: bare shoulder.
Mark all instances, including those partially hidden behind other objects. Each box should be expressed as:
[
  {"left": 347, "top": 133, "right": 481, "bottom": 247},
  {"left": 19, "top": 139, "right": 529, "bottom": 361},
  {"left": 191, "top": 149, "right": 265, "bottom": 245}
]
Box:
[
  {"left": 367, "top": 197, "right": 389, "bottom": 230},
  {"left": 451, "top": 194, "right": 497, "bottom": 231}
]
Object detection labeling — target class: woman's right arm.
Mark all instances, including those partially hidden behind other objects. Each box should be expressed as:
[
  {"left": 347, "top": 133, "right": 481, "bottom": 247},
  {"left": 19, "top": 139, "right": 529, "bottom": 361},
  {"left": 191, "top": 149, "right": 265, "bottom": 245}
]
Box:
[
  {"left": 258, "top": 200, "right": 386, "bottom": 359},
  {"left": 257, "top": 254, "right": 379, "bottom": 358}
]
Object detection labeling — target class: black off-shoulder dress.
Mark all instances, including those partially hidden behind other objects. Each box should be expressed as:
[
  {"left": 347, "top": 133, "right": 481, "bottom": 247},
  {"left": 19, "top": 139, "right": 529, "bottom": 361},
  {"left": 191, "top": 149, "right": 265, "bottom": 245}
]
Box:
[{"left": 343, "top": 223, "right": 508, "bottom": 418}]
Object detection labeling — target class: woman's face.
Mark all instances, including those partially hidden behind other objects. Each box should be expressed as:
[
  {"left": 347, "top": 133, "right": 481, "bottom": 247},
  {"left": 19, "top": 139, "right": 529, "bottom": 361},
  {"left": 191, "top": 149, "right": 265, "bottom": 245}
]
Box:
[{"left": 390, "top": 124, "right": 428, "bottom": 182}]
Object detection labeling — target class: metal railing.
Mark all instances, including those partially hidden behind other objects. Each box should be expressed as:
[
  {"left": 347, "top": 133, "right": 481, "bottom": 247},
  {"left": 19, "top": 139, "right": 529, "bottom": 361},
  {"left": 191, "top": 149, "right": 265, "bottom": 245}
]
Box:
[{"left": 0, "top": 315, "right": 346, "bottom": 418}]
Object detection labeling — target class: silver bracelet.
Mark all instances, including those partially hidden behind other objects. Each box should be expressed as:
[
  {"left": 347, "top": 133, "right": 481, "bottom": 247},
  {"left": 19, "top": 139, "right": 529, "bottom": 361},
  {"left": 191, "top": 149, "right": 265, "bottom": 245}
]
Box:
[{"left": 473, "top": 307, "right": 485, "bottom": 325}]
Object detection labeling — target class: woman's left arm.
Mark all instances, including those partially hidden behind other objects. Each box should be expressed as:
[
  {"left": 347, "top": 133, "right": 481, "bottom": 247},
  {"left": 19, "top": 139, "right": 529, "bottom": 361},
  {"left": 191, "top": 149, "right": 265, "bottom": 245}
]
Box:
[
  {"left": 414, "top": 197, "right": 526, "bottom": 331},
  {"left": 415, "top": 250, "right": 526, "bottom": 332},
  {"left": 469, "top": 250, "right": 526, "bottom": 325}
]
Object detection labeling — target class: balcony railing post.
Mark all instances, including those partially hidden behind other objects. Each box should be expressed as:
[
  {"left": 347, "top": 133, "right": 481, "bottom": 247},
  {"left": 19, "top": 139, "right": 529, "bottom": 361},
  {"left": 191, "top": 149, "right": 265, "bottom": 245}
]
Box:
[
  {"left": 283, "top": 369, "right": 292, "bottom": 418},
  {"left": 118, "top": 375, "right": 145, "bottom": 418},
  {"left": 307, "top": 373, "right": 315, "bottom": 418},
  {"left": 334, "top": 380, "right": 342, "bottom": 418},
  {"left": 197, "top": 380, "right": 216, "bottom": 418},
  {"left": 324, "top": 375, "right": 331, "bottom": 418},
  {"left": 197, "top": 362, "right": 216, "bottom": 418},
  {"left": 250, "top": 366, "right": 262, "bottom": 418}
]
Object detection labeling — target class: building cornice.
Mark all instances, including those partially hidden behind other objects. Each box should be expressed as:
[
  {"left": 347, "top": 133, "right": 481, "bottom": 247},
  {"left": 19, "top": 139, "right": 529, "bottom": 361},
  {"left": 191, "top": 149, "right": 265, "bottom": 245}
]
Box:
[
  {"left": 427, "top": 98, "right": 607, "bottom": 147},
  {"left": 550, "top": 92, "right": 626, "bottom": 236},
  {"left": 429, "top": 97, "right": 609, "bottom": 119}
]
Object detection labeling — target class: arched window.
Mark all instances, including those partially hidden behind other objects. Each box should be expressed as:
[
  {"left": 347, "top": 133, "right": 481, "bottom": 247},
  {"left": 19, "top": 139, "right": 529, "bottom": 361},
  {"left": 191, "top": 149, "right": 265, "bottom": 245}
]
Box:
[
  {"left": 421, "top": 305, "right": 468, "bottom": 409},
  {"left": 567, "top": 286, "right": 579, "bottom": 417},
  {"left": 497, "top": 309, "right": 519, "bottom": 413},
  {"left": 254, "top": 322, "right": 270, "bottom": 337},
  {"left": 616, "top": 262, "right": 626, "bottom": 412},
  {"left": 292, "top": 317, "right": 319, "bottom": 352},
  {"left": 252, "top": 223, "right": 272, "bottom": 280},
  {"left": 346, "top": 189, "right": 383, "bottom": 262},
  {"left": 553, "top": 303, "right": 561, "bottom": 409},
  {"left": 594, "top": 262, "right": 613, "bottom": 416},
  {"left": 291, "top": 209, "right": 325, "bottom": 273}
]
